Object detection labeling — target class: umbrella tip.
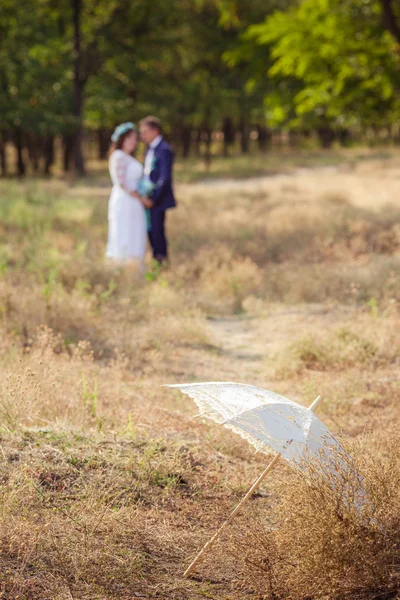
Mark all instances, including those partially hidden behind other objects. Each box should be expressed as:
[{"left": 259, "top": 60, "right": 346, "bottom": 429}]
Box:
[{"left": 309, "top": 395, "right": 322, "bottom": 412}]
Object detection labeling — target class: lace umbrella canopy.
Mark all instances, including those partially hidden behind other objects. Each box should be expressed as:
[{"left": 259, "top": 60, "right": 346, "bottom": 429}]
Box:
[{"left": 167, "top": 382, "right": 343, "bottom": 472}]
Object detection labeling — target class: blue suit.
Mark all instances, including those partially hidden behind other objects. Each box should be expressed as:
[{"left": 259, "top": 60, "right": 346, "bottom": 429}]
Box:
[{"left": 147, "top": 138, "right": 176, "bottom": 260}]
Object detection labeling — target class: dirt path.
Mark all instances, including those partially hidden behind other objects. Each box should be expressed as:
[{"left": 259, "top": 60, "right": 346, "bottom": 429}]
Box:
[{"left": 203, "top": 304, "right": 346, "bottom": 385}]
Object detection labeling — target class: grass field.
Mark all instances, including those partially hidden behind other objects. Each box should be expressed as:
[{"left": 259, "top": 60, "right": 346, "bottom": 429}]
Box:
[{"left": 0, "top": 149, "right": 399, "bottom": 599}]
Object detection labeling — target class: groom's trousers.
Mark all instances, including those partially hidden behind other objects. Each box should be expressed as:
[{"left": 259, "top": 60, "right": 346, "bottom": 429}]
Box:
[{"left": 149, "top": 209, "right": 167, "bottom": 260}]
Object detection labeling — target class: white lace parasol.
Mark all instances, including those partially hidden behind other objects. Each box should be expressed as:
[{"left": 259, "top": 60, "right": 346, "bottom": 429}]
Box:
[
  {"left": 167, "top": 382, "right": 343, "bottom": 471},
  {"left": 166, "top": 381, "right": 365, "bottom": 577}
]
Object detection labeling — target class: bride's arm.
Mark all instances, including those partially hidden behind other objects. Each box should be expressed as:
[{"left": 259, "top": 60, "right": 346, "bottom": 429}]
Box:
[
  {"left": 130, "top": 190, "right": 144, "bottom": 201},
  {"left": 114, "top": 152, "right": 144, "bottom": 201}
]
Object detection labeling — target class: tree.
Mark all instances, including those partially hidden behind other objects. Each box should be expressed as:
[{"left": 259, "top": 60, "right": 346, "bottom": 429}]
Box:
[
  {"left": 65, "top": 0, "right": 152, "bottom": 175},
  {"left": 241, "top": 0, "right": 400, "bottom": 143},
  {"left": 380, "top": 0, "right": 400, "bottom": 43},
  {"left": 3, "top": 0, "right": 399, "bottom": 175},
  {"left": 0, "top": 0, "right": 71, "bottom": 175}
]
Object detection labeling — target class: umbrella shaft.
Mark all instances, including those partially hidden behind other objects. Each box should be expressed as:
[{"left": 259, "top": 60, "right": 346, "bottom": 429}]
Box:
[{"left": 184, "top": 452, "right": 282, "bottom": 577}]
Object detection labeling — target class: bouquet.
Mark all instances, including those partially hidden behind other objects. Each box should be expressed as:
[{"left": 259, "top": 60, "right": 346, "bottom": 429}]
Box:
[{"left": 138, "top": 176, "right": 156, "bottom": 197}]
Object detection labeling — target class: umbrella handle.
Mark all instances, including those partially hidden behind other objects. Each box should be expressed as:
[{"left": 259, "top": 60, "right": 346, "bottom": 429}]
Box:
[
  {"left": 184, "top": 452, "right": 282, "bottom": 578},
  {"left": 184, "top": 395, "right": 322, "bottom": 578}
]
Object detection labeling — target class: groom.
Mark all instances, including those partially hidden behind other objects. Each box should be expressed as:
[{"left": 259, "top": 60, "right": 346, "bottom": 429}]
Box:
[{"left": 139, "top": 116, "right": 176, "bottom": 263}]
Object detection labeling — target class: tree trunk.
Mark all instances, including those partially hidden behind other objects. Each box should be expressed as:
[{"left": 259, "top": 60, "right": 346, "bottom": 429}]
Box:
[
  {"left": 203, "top": 127, "right": 212, "bottom": 169},
  {"left": 181, "top": 126, "right": 192, "bottom": 158},
  {"left": 288, "top": 130, "right": 299, "bottom": 147},
  {"left": 0, "top": 131, "right": 7, "bottom": 176},
  {"left": 63, "top": 134, "right": 74, "bottom": 172},
  {"left": 338, "top": 128, "right": 351, "bottom": 147},
  {"left": 44, "top": 136, "right": 55, "bottom": 175},
  {"left": 257, "top": 124, "right": 270, "bottom": 152},
  {"left": 97, "top": 129, "right": 109, "bottom": 160},
  {"left": 239, "top": 118, "right": 249, "bottom": 154},
  {"left": 27, "top": 134, "right": 40, "bottom": 171},
  {"left": 222, "top": 117, "right": 235, "bottom": 157},
  {"left": 72, "top": 0, "right": 85, "bottom": 176},
  {"left": 380, "top": 0, "right": 400, "bottom": 43},
  {"left": 194, "top": 129, "right": 201, "bottom": 156},
  {"left": 15, "top": 128, "right": 26, "bottom": 177},
  {"left": 316, "top": 126, "right": 335, "bottom": 149}
]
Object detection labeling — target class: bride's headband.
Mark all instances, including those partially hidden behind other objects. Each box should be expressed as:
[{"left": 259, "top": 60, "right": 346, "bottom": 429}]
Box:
[{"left": 111, "top": 122, "right": 136, "bottom": 143}]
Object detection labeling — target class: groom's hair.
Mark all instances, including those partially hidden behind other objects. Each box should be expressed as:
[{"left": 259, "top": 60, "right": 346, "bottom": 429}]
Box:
[{"left": 140, "top": 116, "right": 162, "bottom": 133}]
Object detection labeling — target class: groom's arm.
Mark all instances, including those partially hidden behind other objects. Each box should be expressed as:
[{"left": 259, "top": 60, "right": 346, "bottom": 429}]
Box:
[{"left": 152, "top": 148, "right": 173, "bottom": 205}]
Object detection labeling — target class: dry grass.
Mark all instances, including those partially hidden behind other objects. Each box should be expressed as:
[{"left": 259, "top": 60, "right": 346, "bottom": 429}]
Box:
[
  {"left": 283, "top": 317, "right": 400, "bottom": 373},
  {"left": 0, "top": 148, "right": 399, "bottom": 598},
  {"left": 229, "top": 436, "right": 400, "bottom": 600}
]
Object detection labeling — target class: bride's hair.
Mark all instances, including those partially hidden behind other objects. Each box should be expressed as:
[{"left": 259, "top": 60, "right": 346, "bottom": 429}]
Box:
[{"left": 108, "top": 130, "right": 137, "bottom": 158}]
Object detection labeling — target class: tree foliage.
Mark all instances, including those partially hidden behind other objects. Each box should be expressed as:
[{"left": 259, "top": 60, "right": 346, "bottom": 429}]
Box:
[
  {"left": 1, "top": 0, "right": 400, "bottom": 174},
  {"left": 0, "top": 0, "right": 277, "bottom": 173},
  {"left": 242, "top": 0, "right": 400, "bottom": 133}
]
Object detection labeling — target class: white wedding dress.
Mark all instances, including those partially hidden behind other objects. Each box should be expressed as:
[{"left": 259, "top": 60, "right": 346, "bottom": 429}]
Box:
[{"left": 106, "top": 149, "right": 147, "bottom": 262}]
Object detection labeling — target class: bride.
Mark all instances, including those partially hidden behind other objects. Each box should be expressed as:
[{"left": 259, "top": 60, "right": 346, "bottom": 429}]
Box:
[{"left": 106, "top": 122, "right": 152, "bottom": 264}]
